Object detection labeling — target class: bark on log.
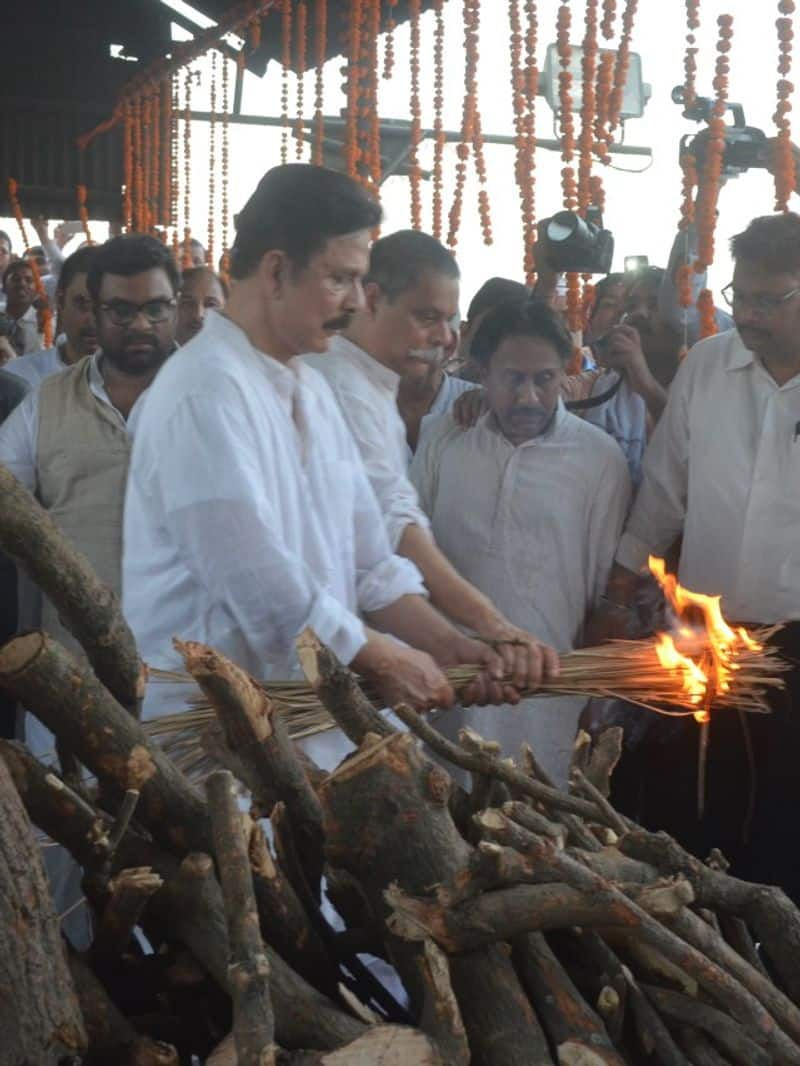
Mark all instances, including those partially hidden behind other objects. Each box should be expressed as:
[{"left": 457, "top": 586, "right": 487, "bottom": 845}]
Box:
[
  {"left": 641, "top": 984, "right": 771, "bottom": 1066},
  {"left": 0, "top": 632, "right": 209, "bottom": 856},
  {"left": 67, "top": 949, "right": 178, "bottom": 1065},
  {"left": 625, "top": 975, "right": 690, "bottom": 1066},
  {"left": 513, "top": 931, "right": 624, "bottom": 1065},
  {"left": 676, "top": 1026, "right": 732, "bottom": 1066},
  {"left": 0, "top": 755, "right": 86, "bottom": 1064},
  {"left": 718, "top": 914, "right": 770, "bottom": 979},
  {"left": 584, "top": 728, "right": 624, "bottom": 799},
  {"left": 320, "top": 731, "right": 547, "bottom": 1065},
  {"left": 207, "top": 770, "right": 277, "bottom": 1066},
  {"left": 178, "top": 641, "right": 325, "bottom": 895},
  {"left": 296, "top": 628, "right": 394, "bottom": 743},
  {"left": 620, "top": 829, "right": 800, "bottom": 1004},
  {"left": 414, "top": 939, "right": 470, "bottom": 1066},
  {"left": 0, "top": 463, "right": 144, "bottom": 715},
  {"left": 91, "top": 866, "right": 163, "bottom": 967}
]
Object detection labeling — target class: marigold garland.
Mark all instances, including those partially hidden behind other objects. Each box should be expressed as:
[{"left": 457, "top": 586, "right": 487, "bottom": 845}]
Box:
[
  {"left": 313, "top": 0, "right": 327, "bottom": 165},
  {"left": 182, "top": 69, "right": 193, "bottom": 268},
  {"left": 280, "top": 0, "right": 292, "bottom": 165},
  {"left": 364, "top": 0, "right": 382, "bottom": 188},
  {"left": 577, "top": 0, "right": 599, "bottom": 213},
  {"left": 123, "top": 98, "right": 134, "bottom": 232},
  {"left": 220, "top": 56, "right": 231, "bottom": 277},
  {"left": 697, "top": 287, "right": 717, "bottom": 339},
  {"left": 343, "top": 0, "right": 363, "bottom": 179},
  {"left": 133, "top": 95, "right": 144, "bottom": 231},
  {"left": 294, "top": 2, "right": 308, "bottom": 160},
  {"left": 468, "top": 2, "right": 492, "bottom": 245},
  {"left": 383, "top": 0, "right": 398, "bottom": 81},
  {"left": 509, "top": 0, "right": 528, "bottom": 251},
  {"left": 774, "top": 3, "right": 796, "bottom": 211},
  {"left": 76, "top": 185, "right": 94, "bottom": 245},
  {"left": 593, "top": 50, "right": 614, "bottom": 162},
  {"left": 678, "top": 149, "right": 698, "bottom": 231},
  {"left": 159, "top": 78, "right": 171, "bottom": 228},
  {"left": 607, "top": 0, "right": 639, "bottom": 133},
  {"left": 151, "top": 83, "right": 161, "bottom": 231},
  {"left": 695, "top": 15, "right": 731, "bottom": 278},
  {"left": 170, "top": 74, "right": 180, "bottom": 255},
  {"left": 408, "top": 0, "right": 423, "bottom": 223},
  {"left": 432, "top": 0, "right": 447, "bottom": 239},
  {"left": 142, "top": 93, "right": 152, "bottom": 232},
  {"left": 447, "top": 0, "right": 478, "bottom": 247},
  {"left": 600, "top": 0, "right": 617, "bottom": 39},
  {"left": 566, "top": 271, "right": 583, "bottom": 340},
  {"left": 522, "top": 0, "right": 539, "bottom": 282},
  {"left": 589, "top": 173, "right": 605, "bottom": 212},
  {"left": 7, "top": 179, "right": 53, "bottom": 346},
  {"left": 683, "top": 0, "right": 701, "bottom": 111},
  {"left": 556, "top": 3, "right": 575, "bottom": 162},
  {"left": 208, "top": 50, "right": 218, "bottom": 267}
]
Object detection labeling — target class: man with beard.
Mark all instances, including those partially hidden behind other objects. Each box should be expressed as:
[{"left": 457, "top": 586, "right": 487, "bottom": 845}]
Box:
[
  {"left": 410, "top": 299, "right": 630, "bottom": 784},
  {"left": 175, "top": 266, "right": 227, "bottom": 346},
  {"left": 306, "top": 229, "right": 559, "bottom": 690},
  {"left": 5, "top": 246, "right": 100, "bottom": 386},
  {"left": 600, "top": 211, "right": 800, "bottom": 900},
  {"left": 0, "top": 233, "right": 177, "bottom": 658}
]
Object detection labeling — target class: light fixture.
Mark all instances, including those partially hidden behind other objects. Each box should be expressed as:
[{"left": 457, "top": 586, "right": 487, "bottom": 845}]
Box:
[{"left": 539, "top": 44, "right": 651, "bottom": 121}]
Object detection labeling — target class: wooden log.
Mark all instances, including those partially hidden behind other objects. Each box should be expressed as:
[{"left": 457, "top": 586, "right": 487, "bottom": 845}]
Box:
[
  {"left": 67, "top": 949, "right": 178, "bottom": 1066},
  {"left": 414, "top": 939, "right": 471, "bottom": 1066},
  {"left": 91, "top": 866, "right": 163, "bottom": 966},
  {"left": 207, "top": 770, "right": 277, "bottom": 1066},
  {"left": 718, "top": 914, "right": 770, "bottom": 979},
  {"left": 584, "top": 728, "right": 624, "bottom": 799},
  {"left": 0, "top": 463, "right": 144, "bottom": 715},
  {"left": 0, "top": 632, "right": 209, "bottom": 856},
  {"left": 571, "top": 769, "right": 629, "bottom": 837},
  {"left": 501, "top": 800, "right": 567, "bottom": 849},
  {"left": 178, "top": 641, "right": 325, "bottom": 895},
  {"left": 641, "top": 984, "right": 771, "bottom": 1066},
  {"left": 676, "top": 1026, "right": 732, "bottom": 1066},
  {"left": 513, "top": 931, "right": 624, "bottom": 1065},
  {"left": 620, "top": 829, "right": 800, "bottom": 1004},
  {"left": 625, "top": 974, "right": 690, "bottom": 1066},
  {"left": 296, "top": 628, "right": 394, "bottom": 743},
  {"left": 390, "top": 702, "right": 616, "bottom": 824},
  {"left": 320, "top": 731, "right": 548, "bottom": 1066},
  {"left": 0, "top": 755, "right": 87, "bottom": 1064}
]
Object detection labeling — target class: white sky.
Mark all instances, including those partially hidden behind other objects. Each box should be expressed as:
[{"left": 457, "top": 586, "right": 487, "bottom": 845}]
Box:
[{"left": 4, "top": 0, "right": 794, "bottom": 309}]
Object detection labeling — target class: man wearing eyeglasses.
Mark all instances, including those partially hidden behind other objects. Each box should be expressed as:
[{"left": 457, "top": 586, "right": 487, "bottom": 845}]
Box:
[
  {"left": 597, "top": 211, "right": 800, "bottom": 901},
  {"left": 0, "top": 233, "right": 177, "bottom": 663}
]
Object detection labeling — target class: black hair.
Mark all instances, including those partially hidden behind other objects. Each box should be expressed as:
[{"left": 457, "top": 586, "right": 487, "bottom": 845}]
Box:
[
  {"left": 466, "top": 277, "right": 530, "bottom": 325},
  {"left": 592, "top": 272, "right": 625, "bottom": 307},
  {"left": 86, "top": 234, "right": 181, "bottom": 302},
  {"left": 58, "top": 245, "right": 100, "bottom": 295},
  {"left": 364, "top": 229, "right": 458, "bottom": 299},
  {"left": 0, "top": 230, "right": 12, "bottom": 251},
  {"left": 229, "top": 164, "right": 382, "bottom": 279},
  {"left": 730, "top": 212, "right": 800, "bottom": 274},
  {"left": 3, "top": 258, "right": 34, "bottom": 289},
  {"left": 471, "top": 298, "right": 573, "bottom": 367},
  {"left": 180, "top": 265, "right": 229, "bottom": 299}
]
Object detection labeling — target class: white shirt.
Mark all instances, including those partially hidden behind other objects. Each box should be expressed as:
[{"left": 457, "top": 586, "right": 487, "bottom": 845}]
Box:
[
  {"left": 410, "top": 402, "right": 631, "bottom": 785},
  {"left": 4, "top": 342, "right": 70, "bottom": 388},
  {"left": 0, "top": 352, "right": 147, "bottom": 493},
  {"left": 305, "top": 336, "right": 431, "bottom": 549},
  {"left": 122, "top": 311, "right": 424, "bottom": 698},
  {"left": 405, "top": 371, "right": 476, "bottom": 466},
  {"left": 616, "top": 329, "right": 800, "bottom": 623}
]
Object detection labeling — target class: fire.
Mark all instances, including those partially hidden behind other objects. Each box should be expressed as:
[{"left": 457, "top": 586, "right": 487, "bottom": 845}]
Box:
[{"left": 648, "top": 556, "right": 761, "bottom": 722}]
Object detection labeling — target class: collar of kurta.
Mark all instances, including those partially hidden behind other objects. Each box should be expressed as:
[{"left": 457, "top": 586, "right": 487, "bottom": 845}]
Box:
[
  {"left": 329, "top": 334, "right": 400, "bottom": 395},
  {"left": 480, "top": 397, "right": 569, "bottom": 450},
  {"left": 723, "top": 327, "right": 800, "bottom": 389},
  {"left": 204, "top": 309, "right": 308, "bottom": 399}
]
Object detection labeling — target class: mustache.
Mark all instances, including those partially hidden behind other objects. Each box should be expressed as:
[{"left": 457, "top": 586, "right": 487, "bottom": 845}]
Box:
[
  {"left": 408, "top": 346, "right": 444, "bottom": 364},
  {"left": 508, "top": 406, "right": 547, "bottom": 419},
  {"left": 323, "top": 312, "right": 354, "bottom": 331}
]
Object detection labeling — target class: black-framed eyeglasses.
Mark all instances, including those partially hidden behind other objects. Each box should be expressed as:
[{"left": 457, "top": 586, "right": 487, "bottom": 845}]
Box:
[
  {"left": 100, "top": 298, "right": 176, "bottom": 326},
  {"left": 721, "top": 283, "right": 800, "bottom": 314}
]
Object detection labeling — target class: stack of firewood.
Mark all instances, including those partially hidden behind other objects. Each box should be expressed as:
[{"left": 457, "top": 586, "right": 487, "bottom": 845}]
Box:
[{"left": 3, "top": 463, "right": 800, "bottom": 1066}]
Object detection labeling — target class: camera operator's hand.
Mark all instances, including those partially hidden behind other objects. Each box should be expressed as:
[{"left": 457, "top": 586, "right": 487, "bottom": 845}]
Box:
[{"left": 597, "top": 323, "right": 667, "bottom": 421}]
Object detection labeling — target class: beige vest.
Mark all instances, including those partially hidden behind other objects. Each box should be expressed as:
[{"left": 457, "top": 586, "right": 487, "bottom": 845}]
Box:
[{"left": 36, "top": 356, "right": 131, "bottom": 654}]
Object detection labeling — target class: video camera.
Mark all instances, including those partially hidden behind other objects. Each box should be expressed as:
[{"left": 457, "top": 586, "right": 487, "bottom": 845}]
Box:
[
  {"left": 673, "top": 86, "right": 769, "bottom": 179},
  {"left": 536, "top": 206, "right": 615, "bottom": 275}
]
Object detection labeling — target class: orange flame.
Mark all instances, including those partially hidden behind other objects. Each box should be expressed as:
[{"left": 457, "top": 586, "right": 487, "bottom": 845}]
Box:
[{"left": 648, "top": 556, "right": 760, "bottom": 722}]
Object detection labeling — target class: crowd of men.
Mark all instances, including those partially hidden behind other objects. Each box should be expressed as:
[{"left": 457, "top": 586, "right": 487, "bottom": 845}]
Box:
[{"left": 1, "top": 162, "right": 799, "bottom": 917}]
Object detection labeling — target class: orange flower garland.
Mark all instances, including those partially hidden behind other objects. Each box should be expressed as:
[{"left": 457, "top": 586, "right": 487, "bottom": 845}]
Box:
[
  {"left": 593, "top": 50, "right": 614, "bottom": 163},
  {"left": 364, "top": 0, "right": 382, "bottom": 188},
  {"left": 151, "top": 83, "right": 161, "bottom": 231},
  {"left": 697, "top": 287, "right": 717, "bottom": 340},
  {"left": 343, "top": 0, "right": 363, "bottom": 179},
  {"left": 383, "top": 0, "right": 398, "bottom": 81},
  {"left": 578, "top": 0, "right": 599, "bottom": 213},
  {"left": 607, "top": 0, "right": 639, "bottom": 133},
  {"left": 556, "top": 3, "right": 575, "bottom": 163},
  {"left": 509, "top": 0, "right": 528, "bottom": 252},
  {"left": 683, "top": 0, "right": 701, "bottom": 111},
  {"left": 468, "top": 2, "right": 492, "bottom": 245},
  {"left": 409, "top": 0, "right": 423, "bottom": 224},
  {"left": 522, "top": 0, "right": 539, "bottom": 282},
  {"left": 133, "top": 95, "right": 144, "bottom": 231},
  {"left": 208, "top": 50, "right": 217, "bottom": 267},
  {"left": 432, "top": 0, "right": 446, "bottom": 239},
  {"left": 170, "top": 74, "right": 180, "bottom": 255},
  {"left": 7, "top": 179, "right": 53, "bottom": 347},
  {"left": 695, "top": 15, "right": 731, "bottom": 277},
  {"left": 123, "top": 98, "right": 134, "bottom": 232},
  {"left": 313, "top": 0, "right": 327, "bottom": 165},
  {"left": 160, "top": 78, "right": 171, "bottom": 228},
  {"left": 280, "top": 0, "right": 292, "bottom": 165},
  {"left": 142, "top": 93, "right": 152, "bottom": 232},
  {"left": 182, "top": 70, "right": 193, "bottom": 268},
  {"left": 589, "top": 173, "right": 605, "bottom": 212},
  {"left": 600, "top": 0, "right": 617, "bottom": 39},
  {"left": 678, "top": 149, "right": 697, "bottom": 231},
  {"left": 294, "top": 2, "right": 307, "bottom": 160},
  {"left": 220, "top": 55, "right": 231, "bottom": 277},
  {"left": 447, "top": 0, "right": 478, "bottom": 249},
  {"left": 77, "top": 185, "right": 94, "bottom": 245},
  {"left": 774, "top": 2, "right": 796, "bottom": 211}
]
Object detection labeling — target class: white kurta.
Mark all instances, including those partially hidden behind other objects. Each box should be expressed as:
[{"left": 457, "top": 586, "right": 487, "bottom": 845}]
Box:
[
  {"left": 4, "top": 343, "right": 69, "bottom": 387},
  {"left": 305, "top": 336, "right": 431, "bottom": 548},
  {"left": 405, "top": 372, "right": 476, "bottom": 467},
  {"left": 122, "top": 311, "right": 424, "bottom": 736},
  {"left": 616, "top": 329, "right": 800, "bottom": 623},
  {"left": 411, "top": 403, "right": 631, "bottom": 785}
]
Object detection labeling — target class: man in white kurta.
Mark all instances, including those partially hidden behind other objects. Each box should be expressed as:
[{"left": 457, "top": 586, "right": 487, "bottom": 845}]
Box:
[{"left": 411, "top": 299, "right": 630, "bottom": 785}]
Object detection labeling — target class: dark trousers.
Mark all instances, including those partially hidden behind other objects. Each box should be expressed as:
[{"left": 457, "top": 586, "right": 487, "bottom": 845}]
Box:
[{"left": 613, "top": 623, "right": 800, "bottom": 901}]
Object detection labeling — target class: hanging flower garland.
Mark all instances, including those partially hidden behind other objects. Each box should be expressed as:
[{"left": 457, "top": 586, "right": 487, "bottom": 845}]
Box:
[
  {"left": 683, "top": 0, "right": 701, "bottom": 111},
  {"left": 509, "top": 0, "right": 528, "bottom": 251},
  {"left": 294, "top": 2, "right": 308, "bottom": 159},
  {"left": 77, "top": 185, "right": 94, "bottom": 245},
  {"left": 695, "top": 14, "right": 731, "bottom": 277},
  {"left": 7, "top": 179, "right": 53, "bottom": 347},
  {"left": 364, "top": 0, "right": 382, "bottom": 188},
  {"left": 170, "top": 74, "right": 180, "bottom": 256},
  {"left": 383, "top": 0, "right": 398, "bottom": 80},
  {"left": 280, "top": 0, "right": 292, "bottom": 165},
  {"left": 447, "top": 0, "right": 480, "bottom": 248},
  {"left": 774, "top": 2, "right": 796, "bottom": 211},
  {"left": 313, "top": 0, "right": 327, "bottom": 165},
  {"left": 577, "top": 0, "right": 599, "bottom": 213},
  {"left": 143, "top": 92, "right": 153, "bottom": 232},
  {"left": 696, "top": 287, "right": 716, "bottom": 341},
  {"left": 593, "top": 50, "right": 614, "bottom": 162},
  {"left": 607, "top": 0, "right": 639, "bottom": 134},
  {"left": 182, "top": 69, "right": 193, "bottom": 268},
  {"left": 123, "top": 98, "right": 134, "bottom": 232},
  {"left": 467, "top": 1, "right": 492, "bottom": 244},
  {"left": 600, "top": 0, "right": 617, "bottom": 39},
  {"left": 431, "top": 0, "right": 446, "bottom": 239},
  {"left": 408, "top": 0, "right": 423, "bottom": 222},
  {"left": 556, "top": 3, "right": 575, "bottom": 162},
  {"left": 678, "top": 149, "right": 697, "bottom": 233},
  {"left": 150, "top": 83, "right": 161, "bottom": 232},
  {"left": 522, "top": 0, "right": 539, "bottom": 283},
  {"left": 208, "top": 50, "right": 218, "bottom": 267},
  {"left": 220, "top": 55, "right": 230, "bottom": 277},
  {"left": 343, "top": 0, "right": 364, "bottom": 179},
  {"left": 160, "top": 78, "right": 171, "bottom": 228}
]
